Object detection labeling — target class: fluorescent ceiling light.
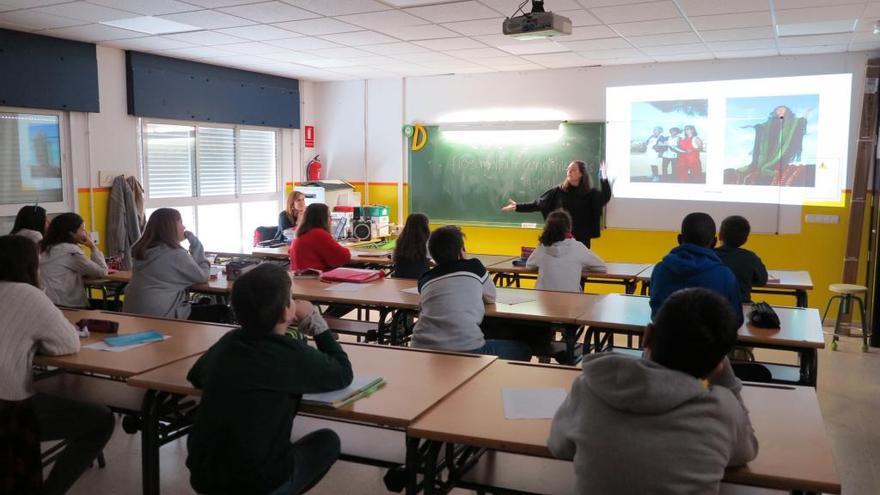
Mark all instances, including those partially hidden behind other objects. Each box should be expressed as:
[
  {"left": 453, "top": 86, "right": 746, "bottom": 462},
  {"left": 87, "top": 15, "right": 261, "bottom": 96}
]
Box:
[
  {"left": 101, "top": 16, "right": 201, "bottom": 35},
  {"left": 776, "top": 19, "right": 856, "bottom": 37}
]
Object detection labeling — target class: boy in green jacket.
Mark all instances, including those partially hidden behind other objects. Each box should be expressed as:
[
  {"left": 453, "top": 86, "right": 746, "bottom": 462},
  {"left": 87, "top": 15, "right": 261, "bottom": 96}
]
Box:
[{"left": 186, "top": 264, "right": 353, "bottom": 494}]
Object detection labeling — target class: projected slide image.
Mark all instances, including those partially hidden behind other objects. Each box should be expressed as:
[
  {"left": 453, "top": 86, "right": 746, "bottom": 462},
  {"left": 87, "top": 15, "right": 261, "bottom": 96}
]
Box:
[
  {"left": 629, "top": 99, "right": 708, "bottom": 184},
  {"left": 723, "top": 95, "right": 818, "bottom": 188}
]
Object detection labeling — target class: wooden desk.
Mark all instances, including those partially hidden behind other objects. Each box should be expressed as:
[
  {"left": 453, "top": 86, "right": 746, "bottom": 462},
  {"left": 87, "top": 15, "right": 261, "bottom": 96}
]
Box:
[
  {"left": 487, "top": 261, "right": 652, "bottom": 295},
  {"left": 576, "top": 293, "right": 824, "bottom": 385},
  {"left": 101, "top": 270, "right": 233, "bottom": 295},
  {"left": 406, "top": 360, "right": 840, "bottom": 495},
  {"left": 636, "top": 265, "right": 813, "bottom": 308},
  {"left": 35, "top": 309, "right": 231, "bottom": 378},
  {"left": 127, "top": 343, "right": 496, "bottom": 495}
]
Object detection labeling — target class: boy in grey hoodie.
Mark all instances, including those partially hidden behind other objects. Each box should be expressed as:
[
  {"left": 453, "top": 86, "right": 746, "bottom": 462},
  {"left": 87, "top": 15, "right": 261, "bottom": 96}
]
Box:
[{"left": 548, "top": 288, "right": 758, "bottom": 494}]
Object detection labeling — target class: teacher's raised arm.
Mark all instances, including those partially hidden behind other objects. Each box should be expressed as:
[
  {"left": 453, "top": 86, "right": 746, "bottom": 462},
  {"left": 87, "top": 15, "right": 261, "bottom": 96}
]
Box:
[{"left": 501, "top": 160, "right": 612, "bottom": 248}]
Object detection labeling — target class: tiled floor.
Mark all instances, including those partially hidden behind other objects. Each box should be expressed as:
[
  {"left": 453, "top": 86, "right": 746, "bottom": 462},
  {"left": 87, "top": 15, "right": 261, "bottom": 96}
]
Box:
[{"left": 64, "top": 331, "right": 879, "bottom": 495}]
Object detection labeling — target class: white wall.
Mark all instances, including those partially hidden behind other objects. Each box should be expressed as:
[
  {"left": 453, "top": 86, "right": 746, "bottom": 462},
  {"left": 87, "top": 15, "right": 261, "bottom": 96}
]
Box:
[{"left": 312, "top": 51, "right": 876, "bottom": 233}]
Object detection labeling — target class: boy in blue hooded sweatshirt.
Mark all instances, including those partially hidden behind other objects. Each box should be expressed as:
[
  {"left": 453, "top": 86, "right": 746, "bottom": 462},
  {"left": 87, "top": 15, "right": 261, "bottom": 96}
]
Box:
[{"left": 649, "top": 212, "right": 743, "bottom": 326}]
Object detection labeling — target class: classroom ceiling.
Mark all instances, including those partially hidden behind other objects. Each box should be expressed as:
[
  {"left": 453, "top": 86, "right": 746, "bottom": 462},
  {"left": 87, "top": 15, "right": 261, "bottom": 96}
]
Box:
[{"left": 2, "top": 0, "right": 880, "bottom": 81}]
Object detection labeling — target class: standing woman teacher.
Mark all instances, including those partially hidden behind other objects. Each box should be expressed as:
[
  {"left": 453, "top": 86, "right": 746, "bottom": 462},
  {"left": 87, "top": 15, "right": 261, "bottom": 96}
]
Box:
[{"left": 502, "top": 160, "right": 611, "bottom": 248}]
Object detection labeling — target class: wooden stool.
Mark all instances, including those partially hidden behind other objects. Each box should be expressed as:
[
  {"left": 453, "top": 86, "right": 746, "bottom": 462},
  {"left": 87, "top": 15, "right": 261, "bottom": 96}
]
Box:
[{"left": 822, "top": 283, "right": 870, "bottom": 351}]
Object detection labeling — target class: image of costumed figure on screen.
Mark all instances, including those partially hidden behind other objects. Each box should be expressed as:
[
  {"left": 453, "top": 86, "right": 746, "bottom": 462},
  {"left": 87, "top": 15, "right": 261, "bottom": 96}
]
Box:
[{"left": 628, "top": 99, "right": 708, "bottom": 184}]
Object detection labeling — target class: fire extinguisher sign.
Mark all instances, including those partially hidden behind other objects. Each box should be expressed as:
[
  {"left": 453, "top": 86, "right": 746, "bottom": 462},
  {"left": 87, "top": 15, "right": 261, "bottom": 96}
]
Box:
[{"left": 304, "top": 126, "right": 315, "bottom": 148}]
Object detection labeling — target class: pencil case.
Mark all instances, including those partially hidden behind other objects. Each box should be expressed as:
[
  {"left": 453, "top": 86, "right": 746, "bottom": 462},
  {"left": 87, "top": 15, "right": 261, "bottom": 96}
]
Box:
[
  {"left": 104, "top": 330, "right": 165, "bottom": 347},
  {"left": 76, "top": 319, "right": 119, "bottom": 334}
]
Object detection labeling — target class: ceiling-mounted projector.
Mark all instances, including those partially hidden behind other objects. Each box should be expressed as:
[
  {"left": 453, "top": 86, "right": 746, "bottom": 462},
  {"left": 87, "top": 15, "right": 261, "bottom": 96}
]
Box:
[{"left": 503, "top": 0, "right": 572, "bottom": 40}]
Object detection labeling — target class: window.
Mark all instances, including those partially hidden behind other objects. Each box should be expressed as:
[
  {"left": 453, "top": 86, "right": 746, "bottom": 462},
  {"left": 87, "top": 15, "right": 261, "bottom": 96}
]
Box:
[
  {"left": 0, "top": 108, "right": 71, "bottom": 217},
  {"left": 141, "top": 120, "right": 281, "bottom": 254}
]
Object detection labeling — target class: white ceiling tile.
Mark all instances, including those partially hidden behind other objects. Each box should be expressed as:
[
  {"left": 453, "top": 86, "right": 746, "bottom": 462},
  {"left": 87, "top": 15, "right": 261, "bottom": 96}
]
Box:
[
  {"left": 164, "top": 30, "right": 246, "bottom": 45},
  {"left": 776, "top": 5, "right": 864, "bottom": 23},
  {"left": 707, "top": 38, "right": 777, "bottom": 51},
  {"left": 652, "top": 53, "right": 713, "bottom": 62},
  {"left": 590, "top": 1, "right": 680, "bottom": 24},
  {"left": 698, "top": 26, "right": 775, "bottom": 42},
  {"left": 86, "top": 0, "right": 199, "bottom": 16},
  {"left": 281, "top": 0, "right": 391, "bottom": 16},
  {"left": 639, "top": 42, "right": 708, "bottom": 56},
  {"left": 480, "top": 0, "right": 583, "bottom": 16},
  {"left": 0, "top": 0, "right": 73, "bottom": 11},
  {"left": 627, "top": 31, "right": 701, "bottom": 47},
  {"left": 176, "top": 0, "right": 260, "bottom": 6},
  {"left": 273, "top": 17, "right": 361, "bottom": 36},
  {"left": 863, "top": 3, "right": 880, "bottom": 17},
  {"left": 320, "top": 30, "right": 398, "bottom": 46},
  {"left": 393, "top": 50, "right": 459, "bottom": 63},
  {"left": 574, "top": 47, "right": 644, "bottom": 59},
  {"left": 338, "top": 10, "right": 427, "bottom": 29},
  {"left": 779, "top": 43, "right": 849, "bottom": 54},
  {"left": 219, "top": 41, "right": 289, "bottom": 55},
  {"left": 104, "top": 36, "right": 195, "bottom": 50},
  {"left": 776, "top": 33, "right": 853, "bottom": 47},
  {"left": 494, "top": 62, "right": 543, "bottom": 71},
  {"left": 676, "top": 0, "right": 770, "bottom": 16},
  {"left": 560, "top": 37, "right": 631, "bottom": 51},
  {"left": 478, "top": 54, "right": 527, "bottom": 65},
  {"left": 441, "top": 18, "right": 501, "bottom": 36},
  {"left": 473, "top": 33, "right": 525, "bottom": 46},
  {"left": 559, "top": 9, "right": 601, "bottom": 26},
  {"left": 852, "top": 31, "right": 880, "bottom": 42},
  {"left": 35, "top": 2, "right": 132, "bottom": 22},
  {"left": 309, "top": 46, "right": 372, "bottom": 58},
  {"left": 0, "top": 10, "right": 85, "bottom": 30},
  {"left": 413, "top": 36, "right": 485, "bottom": 50},
  {"left": 261, "top": 50, "right": 313, "bottom": 62},
  {"left": 198, "top": 54, "right": 274, "bottom": 64},
  {"left": 689, "top": 11, "right": 772, "bottom": 31},
  {"left": 576, "top": 0, "right": 648, "bottom": 6},
  {"left": 159, "top": 10, "right": 255, "bottom": 29},
  {"left": 160, "top": 45, "right": 238, "bottom": 58},
  {"left": 610, "top": 18, "right": 693, "bottom": 36},
  {"left": 777, "top": 19, "right": 858, "bottom": 37},
  {"left": 299, "top": 57, "right": 361, "bottom": 68},
  {"left": 714, "top": 48, "right": 779, "bottom": 59},
  {"left": 373, "top": 61, "right": 427, "bottom": 72},
  {"left": 496, "top": 39, "right": 569, "bottom": 55},
  {"left": 99, "top": 16, "right": 203, "bottom": 35},
  {"left": 360, "top": 41, "right": 429, "bottom": 55},
  {"left": 445, "top": 46, "right": 508, "bottom": 59},
  {"left": 522, "top": 51, "right": 589, "bottom": 68},
  {"left": 775, "top": 0, "right": 855, "bottom": 9},
  {"left": 218, "top": 1, "right": 318, "bottom": 23},
  {"left": 344, "top": 54, "right": 396, "bottom": 64},
  {"left": 594, "top": 55, "right": 654, "bottom": 65},
  {"left": 562, "top": 24, "right": 616, "bottom": 41},
  {"left": 403, "top": 1, "right": 499, "bottom": 23},
  {"left": 372, "top": 24, "right": 461, "bottom": 40},
  {"left": 266, "top": 36, "right": 341, "bottom": 50},
  {"left": 850, "top": 41, "right": 880, "bottom": 51},
  {"left": 330, "top": 65, "right": 399, "bottom": 77},
  {"left": 38, "top": 23, "right": 144, "bottom": 41},
  {"left": 216, "top": 24, "right": 300, "bottom": 40}
]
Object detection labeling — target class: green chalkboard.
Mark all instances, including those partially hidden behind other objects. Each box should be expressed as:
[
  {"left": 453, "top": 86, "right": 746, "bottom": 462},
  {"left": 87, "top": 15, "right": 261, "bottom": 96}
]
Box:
[{"left": 408, "top": 122, "right": 605, "bottom": 226}]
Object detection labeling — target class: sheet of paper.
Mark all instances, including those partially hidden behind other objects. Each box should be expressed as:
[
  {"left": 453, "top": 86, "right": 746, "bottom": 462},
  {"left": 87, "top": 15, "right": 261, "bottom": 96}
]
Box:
[
  {"left": 302, "top": 375, "right": 384, "bottom": 405},
  {"left": 400, "top": 287, "right": 419, "bottom": 294},
  {"left": 767, "top": 271, "right": 781, "bottom": 283},
  {"left": 83, "top": 336, "right": 170, "bottom": 352},
  {"left": 495, "top": 291, "right": 536, "bottom": 305},
  {"left": 325, "top": 282, "right": 365, "bottom": 292},
  {"left": 502, "top": 387, "right": 568, "bottom": 420}
]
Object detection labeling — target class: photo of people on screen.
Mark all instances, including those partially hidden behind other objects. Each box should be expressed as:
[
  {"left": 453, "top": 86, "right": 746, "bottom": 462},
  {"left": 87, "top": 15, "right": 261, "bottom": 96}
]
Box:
[
  {"left": 629, "top": 99, "right": 708, "bottom": 184},
  {"left": 723, "top": 95, "right": 818, "bottom": 187}
]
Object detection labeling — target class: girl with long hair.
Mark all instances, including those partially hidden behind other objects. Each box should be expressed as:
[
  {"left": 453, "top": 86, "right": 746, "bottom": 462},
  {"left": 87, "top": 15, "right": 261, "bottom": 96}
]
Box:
[
  {"left": 9, "top": 205, "right": 48, "bottom": 244},
  {"left": 526, "top": 209, "right": 606, "bottom": 293},
  {"left": 39, "top": 213, "right": 108, "bottom": 307},
  {"left": 277, "top": 190, "right": 306, "bottom": 240},
  {"left": 289, "top": 203, "right": 351, "bottom": 272},
  {"left": 392, "top": 213, "right": 431, "bottom": 279}
]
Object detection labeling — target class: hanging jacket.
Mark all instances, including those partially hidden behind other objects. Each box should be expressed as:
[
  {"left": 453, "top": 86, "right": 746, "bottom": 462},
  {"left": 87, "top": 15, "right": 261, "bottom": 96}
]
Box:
[{"left": 107, "top": 175, "right": 142, "bottom": 270}]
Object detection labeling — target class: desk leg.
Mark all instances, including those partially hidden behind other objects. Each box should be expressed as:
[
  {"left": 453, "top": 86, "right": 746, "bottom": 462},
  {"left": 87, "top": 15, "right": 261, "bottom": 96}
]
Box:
[
  {"left": 405, "top": 437, "right": 421, "bottom": 495},
  {"left": 625, "top": 280, "right": 637, "bottom": 295},
  {"left": 796, "top": 290, "right": 808, "bottom": 308},
  {"left": 422, "top": 441, "right": 442, "bottom": 495},
  {"left": 141, "top": 390, "right": 161, "bottom": 495},
  {"left": 640, "top": 281, "right": 650, "bottom": 296},
  {"left": 800, "top": 349, "right": 817, "bottom": 387},
  {"left": 564, "top": 327, "right": 577, "bottom": 365}
]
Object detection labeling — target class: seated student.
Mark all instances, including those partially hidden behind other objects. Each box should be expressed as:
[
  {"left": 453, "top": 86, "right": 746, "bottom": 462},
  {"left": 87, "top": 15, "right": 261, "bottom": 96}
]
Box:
[
  {"left": 276, "top": 190, "right": 306, "bottom": 241},
  {"left": 649, "top": 212, "right": 743, "bottom": 326},
  {"left": 392, "top": 213, "right": 431, "bottom": 279},
  {"left": 0, "top": 235, "right": 114, "bottom": 495},
  {"left": 290, "top": 203, "right": 351, "bottom": 272},
  {"left": 39, "top": 213, "right": 108, "bottom": 308},
  {"left": 412, "top": 226, "right": 531, "bottom": 360},
  {"left": 123, "top": 208, "right": 227, "bottom": 322},
  {"left": 715, "top": 215, "right": 768, "bottom": 303},
  {"left": 548, "top": 288, "right": 758, "bottom": 494},
  {"left": 9, "top": 205, "right": 48, "bottom": 244},
  {"left": 526, "top": 209, "right": 606, "bottom": 293},
  {"left": 186, "top": 263, "right": 352, "bottom": 495}
]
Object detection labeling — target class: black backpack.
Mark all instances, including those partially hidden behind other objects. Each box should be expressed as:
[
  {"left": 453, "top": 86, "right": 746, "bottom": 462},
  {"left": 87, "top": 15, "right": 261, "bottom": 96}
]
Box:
[{"left": 748, "top": 301, "right": 780, "bottom": 329}]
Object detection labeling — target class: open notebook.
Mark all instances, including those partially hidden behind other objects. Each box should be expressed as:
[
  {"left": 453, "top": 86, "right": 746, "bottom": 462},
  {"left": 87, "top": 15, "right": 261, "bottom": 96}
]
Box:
[{"left": 301, "top": 375, "right": 385, "bottom": 408}]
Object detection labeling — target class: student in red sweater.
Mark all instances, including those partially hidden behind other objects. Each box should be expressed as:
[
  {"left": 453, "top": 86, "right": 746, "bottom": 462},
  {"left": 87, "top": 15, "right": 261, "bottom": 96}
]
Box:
[{"left": 290, "top": 203, "right": 351, "bottom": 272}]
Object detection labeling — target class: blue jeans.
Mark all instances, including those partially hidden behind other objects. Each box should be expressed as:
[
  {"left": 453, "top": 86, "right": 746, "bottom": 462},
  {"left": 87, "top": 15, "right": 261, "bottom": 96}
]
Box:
[
  {"left": 469, "top": 339, "right": 532, "bottom": 361},
  {"left": 267, "top": 429, "right": 340, "bottom": 495}
]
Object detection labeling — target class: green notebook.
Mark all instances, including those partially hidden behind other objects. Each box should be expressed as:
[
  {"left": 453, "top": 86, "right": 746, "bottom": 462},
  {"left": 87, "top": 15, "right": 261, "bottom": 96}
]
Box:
[{"left": 301, "top": 375, "right": 385, "bottom": 408}]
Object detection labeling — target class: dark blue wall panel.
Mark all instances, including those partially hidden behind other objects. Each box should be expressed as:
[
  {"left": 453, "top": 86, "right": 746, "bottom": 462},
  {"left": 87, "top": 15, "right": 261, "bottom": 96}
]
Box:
[
  {"left": 126, "top": 51, "right": 300, "bottom": 128},
  {"left": 0, "top": 28, "right": 99, "bottom": 112}
]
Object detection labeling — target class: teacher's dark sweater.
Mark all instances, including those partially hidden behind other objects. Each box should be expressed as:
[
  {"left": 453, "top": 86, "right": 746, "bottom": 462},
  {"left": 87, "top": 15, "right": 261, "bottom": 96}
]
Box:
[
  {"left": 515, "top": 179, "right": 611, "bottom": 245},
  {"left": 186, "top": 327, "right": 352, "bottom": 494}
]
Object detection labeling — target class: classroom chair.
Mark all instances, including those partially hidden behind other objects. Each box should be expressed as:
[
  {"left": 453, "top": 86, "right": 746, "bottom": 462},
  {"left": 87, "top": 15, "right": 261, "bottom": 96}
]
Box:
[
  {"left": 822, "top": 283, "right": 871, "bottom": 352},
  {"left": 253, "top": 225, "right": 279, "bottom": 246}
]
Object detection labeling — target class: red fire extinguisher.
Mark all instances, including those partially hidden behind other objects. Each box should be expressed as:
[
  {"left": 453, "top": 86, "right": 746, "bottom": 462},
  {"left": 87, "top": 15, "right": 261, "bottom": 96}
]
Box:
[{"left": 306, "top": 155, "right": 322, "bottom": 181}]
